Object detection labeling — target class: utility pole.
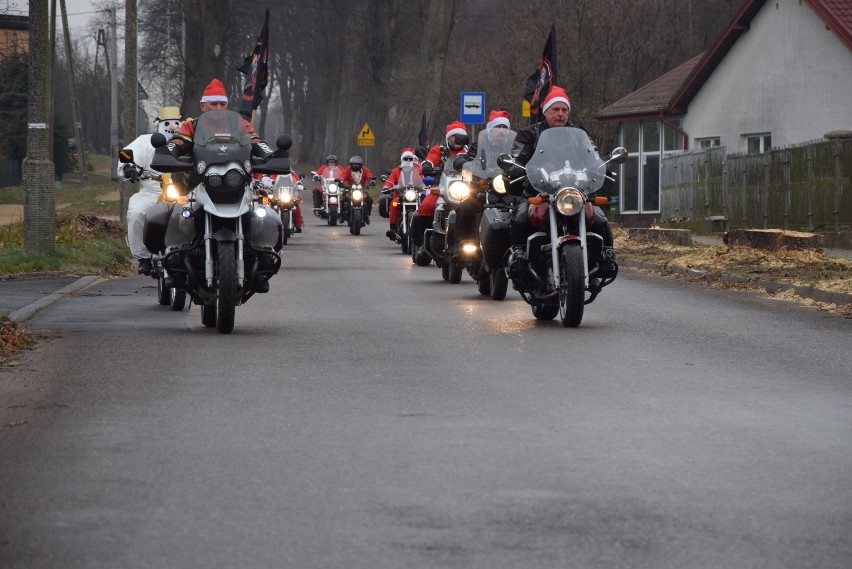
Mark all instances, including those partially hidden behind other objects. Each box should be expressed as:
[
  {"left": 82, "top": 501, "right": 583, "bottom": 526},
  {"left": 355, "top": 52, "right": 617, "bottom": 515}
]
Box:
[
  {"left": 48, "top": 0, "right": 56, "bottom": 161},
  {"left": 59, "top": 0, "right": 88, "bottom": 184},
  {"left": 109, "top": 6, "right": 119, "bottom": 181},
  {"left": 23, "top": 0, "right": 56, "bottom": 256},
  {"left": 120, "top": 0, "right": 138, "bottom": 223}
]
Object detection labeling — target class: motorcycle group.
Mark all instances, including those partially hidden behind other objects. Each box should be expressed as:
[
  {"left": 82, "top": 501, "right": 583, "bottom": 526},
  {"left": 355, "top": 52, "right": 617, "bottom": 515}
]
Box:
[{"left": 120, "top": 80, "right": 626, "bottom": 333}]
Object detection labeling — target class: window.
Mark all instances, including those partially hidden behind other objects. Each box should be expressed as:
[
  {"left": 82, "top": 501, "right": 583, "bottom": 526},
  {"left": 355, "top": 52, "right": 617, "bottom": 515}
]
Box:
[
  {"left": 696, "top": 137, "right": 720, "bottom": 149},
  {"left": 744, "top": 133, "right": 771, "bottom": 154},
  {"left": 619, "top": 118, "right": 684, "bottom": 214}
]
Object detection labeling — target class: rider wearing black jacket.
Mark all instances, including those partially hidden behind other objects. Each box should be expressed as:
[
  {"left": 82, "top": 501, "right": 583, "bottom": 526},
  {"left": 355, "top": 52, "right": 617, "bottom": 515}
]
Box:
[{"left": 507, "top": 86, "right": 614, "bottom": 254}]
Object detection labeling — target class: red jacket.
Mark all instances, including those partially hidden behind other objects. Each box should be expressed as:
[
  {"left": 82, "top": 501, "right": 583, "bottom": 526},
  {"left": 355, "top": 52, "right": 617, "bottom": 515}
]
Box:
[
  {"left": 423, "top": 144, "right": 467, "bottom": 170},
  {"left": 339, "top": 166, "right": 373, "bottom": 187}
]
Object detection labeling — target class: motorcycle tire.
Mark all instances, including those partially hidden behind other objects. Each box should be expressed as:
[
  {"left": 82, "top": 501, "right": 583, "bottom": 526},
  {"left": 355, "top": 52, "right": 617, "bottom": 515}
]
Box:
[
  {"left": 201, "top": 303, "right": 217, "bottom": 327},
  {"left": 414, "top": 247, "right": 432, "bottom": 267},
  {"left": 328, "top": 205, "right": 338, "bottom": 226},
  {"left": 477, "top": 268, "right": 491, "bottom": 296},
  {"left": 281, "top": 211, "right": 290, "bottom": 245},
  {"left": 157, "top": 275, "right": 171, "bottom": 306},
  {"left": 401, "top": 231, "right": 409, "bottom": 254},
  {"left": 532, "top": 302, "right": 559, "bottom": 321},
  {"left": 351, "top": 209, "right": 362, "bottom": 236},
  {"left": 441, "top": 261, "right": 450, "bottom": 281},
  {"left": 490, "top": 267, "right": 509, "bottom": 301},
  {"left": 449, "top": 261, "right": 463, "bottom": 284},
  {"left": 559, "top": 245, "right": 585, "bottom": 328},
  {"left": 216, "top": 241, "right": 237, "bottom": 334},
  {"left": 170, "top": 287, "right": 186, "bottom": 311}
]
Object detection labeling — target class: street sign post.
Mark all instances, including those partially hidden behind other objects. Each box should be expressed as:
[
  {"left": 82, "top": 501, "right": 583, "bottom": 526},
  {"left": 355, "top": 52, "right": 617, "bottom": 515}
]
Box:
[{"left": 460, "top": 92, "right": 485, "bottom": 124}]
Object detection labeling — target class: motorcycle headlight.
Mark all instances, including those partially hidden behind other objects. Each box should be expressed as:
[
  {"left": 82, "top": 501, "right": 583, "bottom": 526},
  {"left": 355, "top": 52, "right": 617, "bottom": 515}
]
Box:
[
  {"left": 327, "top": 182, "right": 338, "bottom": 195},
  {"left": 403, "top": 188, "right": 418, "bottom": 202},
  {"left": 492, "top": 175, "right": 507, "bottom": 194},
  {"left": 224, "top": 168, "right": 244, "bottom": 188},
  {"left": 447, "top": 180, "right": 471, "bottom": 201},
  {"left": 352, "top": 184, "right": 362, "bottom": 190},
  {"left": 352, "top": 189, "right": 364, "bottom": 201},
  {"left": 164, "top": 183, "right": 181, "bottom": 202},
  {"left": 207, "top": 173, "right": 223, "bottom": 188},
  {"left": 554, "top": 187, "right": 585, "bottom": 216},
  {"left": 278, "top": 187, "right": 293, "bottom": 203}
]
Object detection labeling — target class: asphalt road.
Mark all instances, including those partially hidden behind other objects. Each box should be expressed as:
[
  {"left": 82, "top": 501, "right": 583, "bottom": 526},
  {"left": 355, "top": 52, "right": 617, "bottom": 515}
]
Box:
[{"left": 1, "top": 216, "right": 850, "bottom": 568}]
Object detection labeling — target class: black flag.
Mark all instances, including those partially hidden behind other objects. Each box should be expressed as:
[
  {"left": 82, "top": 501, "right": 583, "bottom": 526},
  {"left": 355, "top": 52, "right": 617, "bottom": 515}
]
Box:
[
  {"left": 524, "top": 24, "right": 557, "bottom": 124},
  {"left": 418, "top": 112, "right": 429, "bottom": 148},
  {"left": 238, "top": 9, "right": 270, "bottom": 120}
]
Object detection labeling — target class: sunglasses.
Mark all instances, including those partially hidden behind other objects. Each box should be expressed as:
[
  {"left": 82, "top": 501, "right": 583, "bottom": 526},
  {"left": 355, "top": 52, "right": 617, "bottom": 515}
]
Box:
[{"left": 403, "top": 157, "right": 414, "bottom": 161}]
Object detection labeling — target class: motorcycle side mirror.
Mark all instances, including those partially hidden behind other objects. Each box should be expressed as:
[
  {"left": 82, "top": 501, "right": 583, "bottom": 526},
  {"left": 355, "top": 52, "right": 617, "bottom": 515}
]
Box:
[
  {"left": 380, "top": 174, "right": 388, "bottom": 182},
  {"left": 369, "top": 180, "right": 377, "bottom": 188},
  {"left": 414, "top": 146, "right": 428, "bottom": 160},
  {"left": 452, "top": 156, "right": 467, "bottom": 172},
  {"left": 454, "top": 134, "right": 470, "bottom": 146},
  {"left": 276, "top": 134, "right": 293, "bottom": 152},
  {"left": 118, "top": 148, "right": 134, "bottom": 164},
  {"left": 151, "top": 132, "right": 168, "bottom": 148},
  {"left": 496, "top": 153, "right": 517, "bottom": 170},
  {"left": 607, "top": 147, "right": 628, "bottom": 165}
]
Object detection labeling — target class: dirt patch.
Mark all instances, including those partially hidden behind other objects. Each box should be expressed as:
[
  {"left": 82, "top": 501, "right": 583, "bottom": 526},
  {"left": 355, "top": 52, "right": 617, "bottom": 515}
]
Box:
[
  {"left": 0, "top": 205, "right": 23, "bottom": 226},
  {"left": 97, "top": 191, "right": 120, "bottom": 201}
]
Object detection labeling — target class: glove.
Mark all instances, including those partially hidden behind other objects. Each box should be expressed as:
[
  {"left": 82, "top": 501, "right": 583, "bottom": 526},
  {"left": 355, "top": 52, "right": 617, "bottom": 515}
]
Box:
[
  {"left": 312, "top": 174, "right": 321, "bottom": 182},
  {"left": 123, "top": 164, "right": 138, "bottom": 182},
  {"left": 466, "top": 143, "right": 478, "bottom": 160}
]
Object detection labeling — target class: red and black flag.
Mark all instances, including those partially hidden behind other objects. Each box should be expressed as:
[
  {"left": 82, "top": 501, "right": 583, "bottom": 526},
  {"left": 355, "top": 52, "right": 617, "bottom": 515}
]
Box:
[
  {"left": 524, "top": 24, "right": 557, "bottom": 124},
  {"left": 238, "top": 8, "right": 270, "bottom": 121}
]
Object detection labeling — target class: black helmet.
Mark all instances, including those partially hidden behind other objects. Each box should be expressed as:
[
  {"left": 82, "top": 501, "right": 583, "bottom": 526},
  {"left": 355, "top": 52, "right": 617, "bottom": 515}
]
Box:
[
  {"left": 349, "top": 155, "right": 363, "bottom": 165},
  {"left": 326, "top": 154, "right": 338, "bottom": 162}
]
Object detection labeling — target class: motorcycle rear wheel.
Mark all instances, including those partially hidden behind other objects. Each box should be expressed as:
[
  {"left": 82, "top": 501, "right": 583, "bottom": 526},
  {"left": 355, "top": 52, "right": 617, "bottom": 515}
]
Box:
[
  {"left": 170, "top": 287, "right": 186, "bottom": 311},
  {"left": 477, "top": 267, "right": 491, "bottom": 296},
  {"left": 157, "top": 275, "right": 171, "bottom": 305},
  {"left": 448, "top": 261, "right": 463, "bottom": 284},
  {"left": 216, "top": 241, "right": 237, "bottom": 333},
  {"left": 328, "top": 204, "right": 338, "bottom": 226},
  {"left": 532, "top": 302, "right": 559, "bottom": 320},
  {"left": 441, "top": 261, "right": 450, "bottom": 281},
  {"left": 559, "top": 245, "right": 585, "bottom": 328},
  {"left": 201, "top": 303, "right": 217, "bottom": 327}
]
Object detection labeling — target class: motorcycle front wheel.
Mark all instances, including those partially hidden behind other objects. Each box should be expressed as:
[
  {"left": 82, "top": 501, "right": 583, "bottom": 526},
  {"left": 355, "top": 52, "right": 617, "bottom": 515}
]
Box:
[
  {"left": 281, "top": 211, "right": 290, "bottom": 245},
  {"left": 157, "top": 274, "right": 171, "bottom": 305},
  {"left": 448, "top": 261, "right": 463, "bottom": 284},
  {"left": 201, "top": 303, "right": 217, "bottom": 327},
  {"left": 490, "top": 266, "right": 509, "bottom": 301},
  {"left": 559, "top": 245, "right": 585, "bottom": 328},
  {"left": 216, "top": 241, "right": 237, "bottom": 333},
  {"left": 476, "top": 265, "right": 491, "bottom": 296},
  {"left": 532, "top": 302, "right": 559, "bottom": 320},
  {"left": 170, "top": 287, "right": 186, "bottom": 311},
  {"left": 328, "top": 205, "right": 338, "bottom": 226},
  {"left": 351, "top": 209, "right": 362, "bottom": 236}
]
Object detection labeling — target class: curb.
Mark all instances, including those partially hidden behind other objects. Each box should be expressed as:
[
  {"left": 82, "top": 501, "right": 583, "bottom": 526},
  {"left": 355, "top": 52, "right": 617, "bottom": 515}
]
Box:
[
  {"left": 620, "top": 259, "right": 852, "bottom": 306},
  {"left": 7, "top": 275, "right": 103, "bottom": 323}
]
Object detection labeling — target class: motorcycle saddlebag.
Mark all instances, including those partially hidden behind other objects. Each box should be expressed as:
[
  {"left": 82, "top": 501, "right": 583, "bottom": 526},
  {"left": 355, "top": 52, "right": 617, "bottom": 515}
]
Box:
[
  {"left": 479, "top": 207, "right": 511, "bottom": 269},
  {"left": 143, "top": 201, "right": 174, "bottom": 254},
  {"left": 378, "top": 193, "right": 391, "bottom": 218}
]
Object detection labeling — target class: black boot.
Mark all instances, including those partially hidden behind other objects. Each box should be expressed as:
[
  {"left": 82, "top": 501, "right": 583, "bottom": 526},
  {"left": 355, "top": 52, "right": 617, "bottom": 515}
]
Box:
[{"left": 137, "top": 257, "right": 153, "bottom": 275}]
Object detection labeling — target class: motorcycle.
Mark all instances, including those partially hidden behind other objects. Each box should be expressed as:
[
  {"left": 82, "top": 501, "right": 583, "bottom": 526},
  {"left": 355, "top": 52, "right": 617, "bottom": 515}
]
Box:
[
  {"left": 117, "top": 154, "right": 187, "bottom": 311},
  {"left": 269, "top": 175, "right": 304, "bottom": 245},
  {"left": 386, "top": 170, "right": 425, "bottom": 254},
  {"left": 460, "top": 127, "right": 518, "bottom": 296},
  {"left": 339, "top": 179, "right": 376, "bottom": 236},
  {"left": 311, "top": 173, "right": 340, "bottom": 226},
  {"left": 494, "top": 126, "right": 627, "bottom": 327},
  {"left": 422, "top": 154, "right": 473, "bottom": 283},
  {"left": 147, "top": 109, "right": 291, "bottom": 333}
]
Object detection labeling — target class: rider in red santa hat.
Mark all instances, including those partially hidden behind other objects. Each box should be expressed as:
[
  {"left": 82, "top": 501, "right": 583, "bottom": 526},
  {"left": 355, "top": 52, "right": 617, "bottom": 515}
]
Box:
[
  {"left": 383, "top": 148, "right": 422, "bottom": 239},
  {"left": 421, "top": 121, "right": 470, "bottom": 173}
]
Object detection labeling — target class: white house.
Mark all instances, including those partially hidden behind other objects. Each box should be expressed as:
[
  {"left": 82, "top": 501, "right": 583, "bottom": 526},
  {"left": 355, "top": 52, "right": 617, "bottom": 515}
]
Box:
[{"left": 595, "top": 0, "right": 852, "bottom": 226}]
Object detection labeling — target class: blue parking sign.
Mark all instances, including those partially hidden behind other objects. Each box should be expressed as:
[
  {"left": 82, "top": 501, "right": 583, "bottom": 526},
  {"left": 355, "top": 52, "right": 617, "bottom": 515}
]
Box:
[{"left": 460, "top": 92, "right": 485, "bottom": 124}]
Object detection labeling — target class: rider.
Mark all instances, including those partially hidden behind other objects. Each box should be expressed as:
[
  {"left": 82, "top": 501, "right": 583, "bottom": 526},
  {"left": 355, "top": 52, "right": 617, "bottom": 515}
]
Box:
[
  {"left": 410, "top": 175, "right": 439, "bottom": 250},
  {"left": 118, "top": 105, "right": 184, "bottom": 274},
  {"left": 338, "top": 155, "right": 374, "bottom": 224},
  {"left": 168, "top": 78, "right": 275, "bottom": 161},
  {"left": 506, "top": 85, "right": 614, "bottom": 260},
  {"left": 312, "top": 154, "right": 345, "bottom": 210},
  {"left": 383, "top": 148, "right": 423, "bottom": 239},
  {"left": 421, "top": 121, "right": 470, "bottom": 174},
  {"left": 256, "top": 172, "right": 305, "bottom": 233}
]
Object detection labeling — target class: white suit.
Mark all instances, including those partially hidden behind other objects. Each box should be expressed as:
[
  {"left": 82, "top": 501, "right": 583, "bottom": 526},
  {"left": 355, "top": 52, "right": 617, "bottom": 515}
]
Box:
[{"left": 117, "top": 134, "right": 161, "bottom": 259}]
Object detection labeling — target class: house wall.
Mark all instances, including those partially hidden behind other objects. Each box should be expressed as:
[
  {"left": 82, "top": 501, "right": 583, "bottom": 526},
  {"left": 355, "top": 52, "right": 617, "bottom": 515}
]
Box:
[
  {"left": 682, "top": 0, "right": 852, "bottom": 150},
  {"left": 0, "top": 28, "right": 28, "bottom": 55}
]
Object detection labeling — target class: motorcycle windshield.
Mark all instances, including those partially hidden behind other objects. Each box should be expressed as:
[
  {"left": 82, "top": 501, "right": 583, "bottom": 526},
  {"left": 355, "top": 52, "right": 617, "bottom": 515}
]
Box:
[
  {"left": 193, "top": 110, "right": 252, "bottom": 166},
  {"left": 398, "top": 168, "right": 424, "bottom": 188},
  {"left": 466, "top": 128, "right": 517, "bottom": 180},
  {"left": 525, "top": 127, "right": 606, "bottom": 195}
]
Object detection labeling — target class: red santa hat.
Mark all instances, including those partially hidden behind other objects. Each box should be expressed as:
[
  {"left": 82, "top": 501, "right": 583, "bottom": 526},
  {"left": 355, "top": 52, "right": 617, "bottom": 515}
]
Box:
[
  {"left": 400, "top": 148, "right": 417, "bottom": 160},
  {"left": 445, "top": 121, "right": 467, "bottom": 140},
  {"left": 200, "top": 78, "right": 228, "bottom": 104},
  {"left": 541, "top": 86, "right": 571, "bottom": 114},
  {"left": 486, "top": 110, "right": 510, "bottom": 130}
]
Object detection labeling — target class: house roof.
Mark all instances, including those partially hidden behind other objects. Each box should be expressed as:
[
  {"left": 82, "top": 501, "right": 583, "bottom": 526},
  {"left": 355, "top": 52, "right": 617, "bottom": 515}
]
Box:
[
  {"left": 595, "top": 0, "right": 852, "bottom": 123},
  {"left": 0, "top": 14, "right": 29, "bottom": 31}
]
